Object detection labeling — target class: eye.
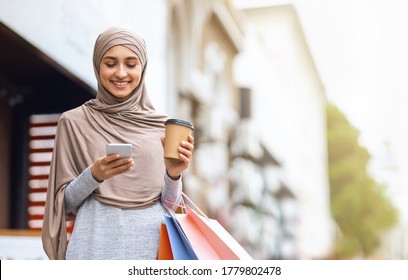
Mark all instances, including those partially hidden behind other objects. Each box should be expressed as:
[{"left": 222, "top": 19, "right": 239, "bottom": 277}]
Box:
[
  {"left": 105, "top": 63, "right": 115, "bottom": 68},
  {"left": 127, "top": 64, "right": 136, "bottom": 68}
]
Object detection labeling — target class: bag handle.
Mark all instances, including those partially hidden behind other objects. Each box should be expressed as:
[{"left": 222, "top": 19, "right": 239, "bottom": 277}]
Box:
[
  {"left": 162, "top": 192, "right": 209, "bottom": 221},
  {"left": 181, "top": 192, "right": 209, "bottom": 221},
  {"left": 162, "top": 196, "right": 185, "bottom": 212}
]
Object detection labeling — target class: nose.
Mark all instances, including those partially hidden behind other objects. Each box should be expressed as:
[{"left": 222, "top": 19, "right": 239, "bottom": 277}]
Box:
[{"left": 115, "top": 64, "right": 127, "bottom": 79}]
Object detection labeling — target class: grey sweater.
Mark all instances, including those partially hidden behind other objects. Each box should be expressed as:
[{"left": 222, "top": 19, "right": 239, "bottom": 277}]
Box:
[{"left": 64, "top": 167, "right": 181, "bottom": 260}]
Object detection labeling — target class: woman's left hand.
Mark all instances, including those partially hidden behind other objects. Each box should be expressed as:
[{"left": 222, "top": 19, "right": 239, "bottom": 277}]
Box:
[{"left": 161, "top": 134, "right": 194, "bottom": 180}]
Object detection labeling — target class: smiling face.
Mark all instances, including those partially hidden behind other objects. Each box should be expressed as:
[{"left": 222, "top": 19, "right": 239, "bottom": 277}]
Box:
[{"left": 99, "top": 45, "right": 143, "bottom": 100}]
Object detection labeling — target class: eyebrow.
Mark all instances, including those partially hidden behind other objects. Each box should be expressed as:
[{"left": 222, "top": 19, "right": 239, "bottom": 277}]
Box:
[{"left": 102, "top": 56, "right": 139, "bottom": 61}]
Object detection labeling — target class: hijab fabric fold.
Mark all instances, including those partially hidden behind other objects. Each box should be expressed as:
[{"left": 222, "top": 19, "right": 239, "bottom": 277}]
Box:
[{"left": 42, "top": 27, "right": 168, "bottom": 259}]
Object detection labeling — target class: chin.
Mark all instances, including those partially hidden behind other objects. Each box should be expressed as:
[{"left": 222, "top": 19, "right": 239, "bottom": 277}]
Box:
[{"left": 112, "top": 92, "right": 133, "bottom": 100}]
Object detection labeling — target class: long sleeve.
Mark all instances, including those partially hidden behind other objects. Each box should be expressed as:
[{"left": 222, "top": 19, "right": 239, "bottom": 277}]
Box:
[
  {"left": 64, "top": 166, "right": 101, "bottom": 213},
  {"left": 161, "top": 173, "right": 182, "bottom": 212}
]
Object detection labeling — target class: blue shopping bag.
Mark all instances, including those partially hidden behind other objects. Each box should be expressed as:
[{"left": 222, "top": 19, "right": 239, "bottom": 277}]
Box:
[{"left": 163, "top": 214, "right": 198, "bottom": 260}]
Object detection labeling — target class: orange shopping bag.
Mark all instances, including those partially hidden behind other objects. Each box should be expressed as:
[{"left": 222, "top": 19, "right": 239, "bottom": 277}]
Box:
[{"left": 157, "top": 223, "right": 174, "bottom": 260}]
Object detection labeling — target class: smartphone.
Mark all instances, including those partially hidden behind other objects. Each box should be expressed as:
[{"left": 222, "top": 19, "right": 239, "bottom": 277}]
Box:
[{"left": 106, "top": 143, "right": 132, "bottom": 158}]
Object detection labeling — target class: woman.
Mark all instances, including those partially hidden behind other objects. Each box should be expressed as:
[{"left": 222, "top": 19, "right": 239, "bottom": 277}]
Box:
[{"left": 41, "top": 27, "right": 194, "bottom": 260}]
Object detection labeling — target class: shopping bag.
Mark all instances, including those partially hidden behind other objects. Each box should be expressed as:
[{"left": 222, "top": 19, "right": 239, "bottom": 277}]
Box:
[
  {"left": 174, "top": 193, "right": 253, "bottom": 260},
  {"left": 163, "top": 214, "right": 198, "bottom": 260},
  {"left": 176, "top": 204, "right": 253, "bottom": 260},
  {"left": 157, "top": 223, "right": 173, "bottom": 260}
]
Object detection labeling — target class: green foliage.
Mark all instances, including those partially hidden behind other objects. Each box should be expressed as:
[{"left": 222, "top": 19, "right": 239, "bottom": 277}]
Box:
[{"left": 326, "top": 103, "right": 398, "bottom": 258}]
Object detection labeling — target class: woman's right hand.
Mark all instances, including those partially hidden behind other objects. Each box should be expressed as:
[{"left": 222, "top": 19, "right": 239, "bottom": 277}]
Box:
[{"left": 90, "top": 154, "right": 134, "bottom": 182}]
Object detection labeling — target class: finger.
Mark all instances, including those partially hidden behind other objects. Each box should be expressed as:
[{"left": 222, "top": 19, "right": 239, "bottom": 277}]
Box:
[
  {"left": 104, "top": 154, "right": 121, "bottom": 163},
  {"left": 115, "top": 161, "right": 134, "bottom": 172},
  {"left": 178, "top": 151, "right": 191, "bottom": 164},
  {"left": 109, "top": 160, "right": 134, "bottom": 176},
  {"left": 181, "top": 140, "right": 194, "bottom": 152},
  {"left": 178, "top": 146, "right": 192, "bottom": 159},
  {"left": 187, "top": 134, "right": 194, "bottom": 145},
  {"left": 109, "top": 157, "right": 133, "bottom": 169}
]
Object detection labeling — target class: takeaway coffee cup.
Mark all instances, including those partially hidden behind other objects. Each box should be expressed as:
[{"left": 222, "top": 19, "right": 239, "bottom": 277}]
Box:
[{"left": 164, "top": 119, "right": 194, "bottom": 160}]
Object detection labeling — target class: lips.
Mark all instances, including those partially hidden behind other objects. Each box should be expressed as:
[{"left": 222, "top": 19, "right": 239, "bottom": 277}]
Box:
[{"left": 111, "top": 81, "right": 130, "bottom": 88}]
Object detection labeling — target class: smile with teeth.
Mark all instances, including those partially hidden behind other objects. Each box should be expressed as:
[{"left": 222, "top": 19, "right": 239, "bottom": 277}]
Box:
[{"left": 112, "top": 81, "right": 130, "bottom": 88}]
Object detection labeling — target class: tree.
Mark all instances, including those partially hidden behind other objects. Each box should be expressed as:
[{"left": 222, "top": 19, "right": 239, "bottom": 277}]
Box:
[{"left": 326, "top": 103, "right": 398, "bottom": 258}]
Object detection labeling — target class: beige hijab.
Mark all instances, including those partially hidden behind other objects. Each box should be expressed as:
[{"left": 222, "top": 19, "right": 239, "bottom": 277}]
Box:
[{"left": 42, "top": 27, "right": 168, "bottom": 259}]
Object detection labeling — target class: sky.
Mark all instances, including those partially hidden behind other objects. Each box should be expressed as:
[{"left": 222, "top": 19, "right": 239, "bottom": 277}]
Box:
[
  {"left": 294, "top": 0, "right": 408, "bottom": 149},
  {"left": 235, "top": 0, "right": 408, "bottom": 220}
]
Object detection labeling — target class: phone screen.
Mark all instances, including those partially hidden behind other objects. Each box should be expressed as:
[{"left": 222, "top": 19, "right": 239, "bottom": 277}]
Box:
[{"left": 106, "top": 143, "right": 132, "bottom": 158}]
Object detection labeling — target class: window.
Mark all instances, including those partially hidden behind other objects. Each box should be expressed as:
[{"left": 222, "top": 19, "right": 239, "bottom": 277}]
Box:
[{"left": 28, "top": 114, "right": 74, "bottom": 235}]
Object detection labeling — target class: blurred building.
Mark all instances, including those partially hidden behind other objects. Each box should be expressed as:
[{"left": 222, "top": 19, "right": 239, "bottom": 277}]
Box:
[
  {"left": 0, "top": 0, "right": 334, "bottom": 259},
  {"left": 231, "top": 0, "right": 335, "bottom": 259}
]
